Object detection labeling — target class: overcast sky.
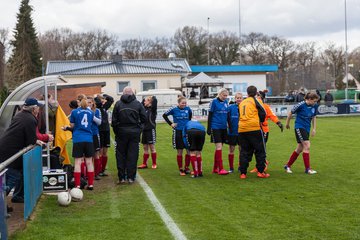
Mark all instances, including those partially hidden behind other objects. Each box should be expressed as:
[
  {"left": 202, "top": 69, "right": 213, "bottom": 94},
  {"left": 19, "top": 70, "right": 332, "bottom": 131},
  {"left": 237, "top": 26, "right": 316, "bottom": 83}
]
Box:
[{"left": 1, "top": 0, "right": 360, "bottom": 51}]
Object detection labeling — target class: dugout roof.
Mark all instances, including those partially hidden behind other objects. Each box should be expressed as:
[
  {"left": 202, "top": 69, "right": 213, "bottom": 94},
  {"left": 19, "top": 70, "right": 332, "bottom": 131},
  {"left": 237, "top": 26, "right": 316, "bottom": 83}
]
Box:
[{"left": 0, "top": 75, "right": 66, "bottom": 135}]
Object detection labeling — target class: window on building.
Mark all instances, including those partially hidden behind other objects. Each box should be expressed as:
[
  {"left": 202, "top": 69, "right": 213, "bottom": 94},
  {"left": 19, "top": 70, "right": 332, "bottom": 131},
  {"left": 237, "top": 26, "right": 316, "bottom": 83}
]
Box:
[
  {"left": 117, "top": 81, "right": 130, "bottom": 94},
  {"left": 142, "top": 80, "right": 157, "bottom": 91},
  {"left": 233, "top": 83, "right": 248, "bottom": 93}
]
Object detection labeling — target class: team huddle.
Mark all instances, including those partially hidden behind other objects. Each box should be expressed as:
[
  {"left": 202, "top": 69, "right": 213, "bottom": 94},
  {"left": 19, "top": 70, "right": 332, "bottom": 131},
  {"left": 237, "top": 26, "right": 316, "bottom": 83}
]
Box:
[
  {"left": 156, "top": 85, "right": 319, "bottom": 179},
  {"left": 68, "top": 84, "right": 319, "bottom": 187}
]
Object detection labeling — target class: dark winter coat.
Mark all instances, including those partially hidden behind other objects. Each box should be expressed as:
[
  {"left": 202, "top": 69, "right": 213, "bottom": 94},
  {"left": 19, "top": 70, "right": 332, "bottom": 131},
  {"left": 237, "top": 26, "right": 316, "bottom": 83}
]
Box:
[
  {"left": 0, "top": 110, "right": 38, "bottom": 170},
  {"left": 111, "top": 94, "right": 146, "bottom": 135}
]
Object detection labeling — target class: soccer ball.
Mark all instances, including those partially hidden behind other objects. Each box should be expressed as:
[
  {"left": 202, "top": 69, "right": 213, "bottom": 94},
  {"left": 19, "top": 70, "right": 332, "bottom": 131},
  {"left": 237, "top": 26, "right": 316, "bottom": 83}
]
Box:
[
  {"left": 70, "top": 188, "right": 83, "bottom": 202},
  {"left": 57, "top": 192, "right": 71, "bottom": 206}
]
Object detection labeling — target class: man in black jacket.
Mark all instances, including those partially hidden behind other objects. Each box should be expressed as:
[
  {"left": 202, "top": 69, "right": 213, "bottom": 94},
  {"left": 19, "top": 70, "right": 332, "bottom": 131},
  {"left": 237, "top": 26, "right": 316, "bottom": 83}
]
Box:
[
  {"left": 111, "top": 87, "right": 146, "bottom": 184},
  {"left": 0, "top": 98, "right": 43, "bottom": 203}
]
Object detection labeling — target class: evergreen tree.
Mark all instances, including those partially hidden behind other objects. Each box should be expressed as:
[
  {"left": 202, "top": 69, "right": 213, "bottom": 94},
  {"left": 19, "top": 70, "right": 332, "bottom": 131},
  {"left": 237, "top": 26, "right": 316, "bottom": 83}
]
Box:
[{"left": 8, "top": 0, "right": 42, "bottom": 88}]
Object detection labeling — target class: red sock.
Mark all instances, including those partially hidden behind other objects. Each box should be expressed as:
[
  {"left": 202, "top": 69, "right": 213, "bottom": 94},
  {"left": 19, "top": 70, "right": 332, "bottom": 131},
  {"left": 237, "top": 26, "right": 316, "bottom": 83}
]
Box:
[
  {"left": 213, "top": 151, "right": 219, "bottom": 172},
  {"left": 177, "top": 155, "right": 183, "bottom": 169},
  {"left": 185, "top": 154, "right": 190, "bottom": 169},
  {"left": 197, "top": 156, "right": 202, "bottom": 174},
  {"left": 151, "top": 152, "right": 157, "bottom": 165},
  {"left": 228, "top": 154, "right": 234, "bottom": 170},
  {"left": 74, "top": 172, "right": 81, "bottom": 187},
  {"left": 101, "top": 156, "right": 108, "bottom": 172},
  {"left": 216, "top": 150, "right": 224, "bottom": 170},
  {"left": 94, "top": 158, "right": 101, "bottom": 175},
  {"left": 98, "top": 156, "right": 103, "bottom": 172},
  {"left": 303, "top": 152, "right": 310, "bottom": 170},
  {"left": 87, "top": 171, "right": 94, "bottom": 186},
  {"left": 287, "top": 151, "right": 299, "bottom": 167},
  {"left": 190, "top": 155, "right": 197, "bottom": 175},
  {"left": 81, "top": 161, "right": 87, "bottom": 177},
  {"left": 143, "top": 153, "right": 150, "bottom": 165}
]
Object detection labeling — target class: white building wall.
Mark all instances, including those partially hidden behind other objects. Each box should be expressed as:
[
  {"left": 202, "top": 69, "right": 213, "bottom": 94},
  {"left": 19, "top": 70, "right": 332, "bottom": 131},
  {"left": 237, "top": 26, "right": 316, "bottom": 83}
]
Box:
[{"left": 220, "top": 74, "right": 266, "bottom": 95}]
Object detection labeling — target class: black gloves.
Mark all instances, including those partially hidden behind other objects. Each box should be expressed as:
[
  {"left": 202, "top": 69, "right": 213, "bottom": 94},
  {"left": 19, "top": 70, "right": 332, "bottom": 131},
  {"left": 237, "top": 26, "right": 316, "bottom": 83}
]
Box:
[{"left": 277, "top": 122, "right": 284, "bottom": 132}]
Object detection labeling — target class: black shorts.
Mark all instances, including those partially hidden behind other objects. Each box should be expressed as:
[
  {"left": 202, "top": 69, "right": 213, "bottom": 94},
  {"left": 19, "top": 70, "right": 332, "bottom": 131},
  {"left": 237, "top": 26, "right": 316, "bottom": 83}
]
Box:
[
  {"left": 142, "top": 129, "right": 156, "bottom": 144},
  {"left": 172, "top": 129, "right": 185, "bottom": 149},
  {"left": 210, "top": 129, "right": 228, "bottom": 143},
  {"left": 186, "top": 129, "right": 206, "bottom": 151},
  {"left": 99, "top": 131, "right": 111, "bottom": 148},
  {"left": 227, "top": 135, "right": 239, "bottom": 146},
  {"left": 93, "top": 134, "right": 100, "bottom": 151},
  {"left": 72, "top": 142, "right": 94, "bottom": 158},
  {"left": 295, "top": 128, "right": 309, "bottom": 143}
]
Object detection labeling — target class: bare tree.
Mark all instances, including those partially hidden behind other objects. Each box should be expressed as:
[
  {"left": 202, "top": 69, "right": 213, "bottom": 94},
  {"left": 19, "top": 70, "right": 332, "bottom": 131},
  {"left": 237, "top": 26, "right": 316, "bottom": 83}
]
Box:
[
  {"left": 173, "top": 26, "right": 208, "bottom": 65},
  {"left": 210, "top": 31, "right": 239, "bottom": 65},
  {"left": 319, "top": 43, "right": 345, "bottom": 89},
  {"left": 38, "top": 28, "right": 75, "bottom": 62},
  {"left": 90, "top": 29, "right": 117, "bottom": 60},
  {"left": 121, "top": 38, "right": 148, "bottom": 59},
  {"left": 39, "top": 28, "right": 118, "bottom": 63},
  {"left": 242, "top": 32, "right": 269, "bottom": 64},
  {"left": 0, "top": 28, "right": 10, "bottom": 57},
  {"left": 266, "top": 36, "right": 296, "bottom": 93},
  {"left": 288, "top": 42, "right": 318, "bottom": 89}
]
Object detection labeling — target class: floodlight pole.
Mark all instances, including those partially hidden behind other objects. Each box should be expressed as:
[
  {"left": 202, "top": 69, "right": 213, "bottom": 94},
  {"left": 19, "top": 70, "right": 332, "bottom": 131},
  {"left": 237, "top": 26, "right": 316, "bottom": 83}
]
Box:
[
  {"left": 344, "top": 0, "right": 349, "bottom": 100},
  {"left": 238, "top": 0, "right": 242, "bottom": 64},
  {"left": 41, "top": 58, "right": 51, "bottom": 169},
  {"left": 207, "top": 17, "right": 210, "bottom": 65}
]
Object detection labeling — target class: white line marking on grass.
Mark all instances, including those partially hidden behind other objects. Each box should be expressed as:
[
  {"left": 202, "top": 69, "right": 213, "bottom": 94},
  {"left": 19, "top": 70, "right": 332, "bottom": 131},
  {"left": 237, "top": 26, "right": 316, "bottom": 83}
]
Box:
[
  {"left": 136, "top": 174, "right": 187, "bottom": 240},
  {"left": 111, "top": 137, "right": 187, "bottom": 240},
  {"left": 109, "top": 191, "right": 121, "bottom": 219}
]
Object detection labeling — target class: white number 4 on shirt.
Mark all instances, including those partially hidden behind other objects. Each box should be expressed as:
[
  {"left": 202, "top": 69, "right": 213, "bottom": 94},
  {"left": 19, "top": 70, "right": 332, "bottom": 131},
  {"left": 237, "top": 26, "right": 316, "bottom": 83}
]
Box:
[{"left": 81, "top": 114, "right": 88, "bottom": 128}]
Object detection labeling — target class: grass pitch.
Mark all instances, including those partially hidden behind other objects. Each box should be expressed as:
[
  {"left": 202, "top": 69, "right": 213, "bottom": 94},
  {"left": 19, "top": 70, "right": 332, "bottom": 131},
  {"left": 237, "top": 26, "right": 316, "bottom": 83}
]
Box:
[{"left": 10, "top": 116, "right": 360, "bottom": 240}]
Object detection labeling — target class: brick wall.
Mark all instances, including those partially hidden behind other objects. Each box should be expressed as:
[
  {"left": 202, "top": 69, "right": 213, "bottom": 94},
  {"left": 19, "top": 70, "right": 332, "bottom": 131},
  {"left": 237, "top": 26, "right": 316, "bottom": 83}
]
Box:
[{"left": 57, "top": 85, "right": 104, "bottom": 115}]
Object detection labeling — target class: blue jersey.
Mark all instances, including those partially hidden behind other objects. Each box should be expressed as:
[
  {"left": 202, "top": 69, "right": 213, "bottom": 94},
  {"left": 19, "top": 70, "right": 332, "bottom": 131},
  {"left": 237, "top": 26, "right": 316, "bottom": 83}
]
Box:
[
  {"left": 182, "top": 120, "right": 205, "bottom": 149},
  {"left": 209, "top": 98, "right": 228, "bottom": 129},
  {"left": 91, "top": 108, "right": 101, "bottom": 135},
  {"left": 291, "top": 101, "right": 318, "bottom": 133},
  {"left": 227, "top": 103, "right": 239, "bottom": 136},
  {"left": 70, "top": 108, "right": 94, "bottom": 143},
  {"left": 164, "top": 106, "right": 192, "bottom": 130}
]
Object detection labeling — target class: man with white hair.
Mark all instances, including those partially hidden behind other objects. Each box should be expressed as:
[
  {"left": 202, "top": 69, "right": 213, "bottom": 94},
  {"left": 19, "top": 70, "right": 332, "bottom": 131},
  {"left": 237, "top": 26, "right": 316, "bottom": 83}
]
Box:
[
  {"left": 0, "top": 98, "right": 44, "bottom": 204},
  {"left": 112, "top": 87, "right": 146, "bottom": 184}
]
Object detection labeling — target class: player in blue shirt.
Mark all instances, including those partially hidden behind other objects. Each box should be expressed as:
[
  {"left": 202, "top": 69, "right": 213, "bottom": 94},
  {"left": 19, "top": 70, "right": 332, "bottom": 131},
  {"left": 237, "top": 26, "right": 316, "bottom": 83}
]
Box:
[
  {"left": 70, "top": 97, "right": 95, "bottom": 190},
  {"left": 227, "top": 92, "right": 243, "bottom": 173},
  {"left": 207, "top": 88, "right": 229, "bottom": 175},
  {"left": 163, "top": 96, "right": 192, "bottom": 176},
  {"left": 87, "top": 97, "right": 102, "bottom": 180},
  {"left": 284, "top": 92, "right": 319, "bottom": 174},
  {"left": 183, "top": 120, "right": 206, "bottom": 178}
]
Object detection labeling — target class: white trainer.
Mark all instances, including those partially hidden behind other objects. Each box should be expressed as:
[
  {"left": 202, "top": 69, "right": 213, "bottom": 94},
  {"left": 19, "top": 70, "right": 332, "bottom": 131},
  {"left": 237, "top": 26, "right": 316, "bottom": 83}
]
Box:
[
  {"left": 284, "top": 165, "right": 293, "bottom": 174},
  {"left": 305, "top": 169, "right": 317, "bottom": 174}
]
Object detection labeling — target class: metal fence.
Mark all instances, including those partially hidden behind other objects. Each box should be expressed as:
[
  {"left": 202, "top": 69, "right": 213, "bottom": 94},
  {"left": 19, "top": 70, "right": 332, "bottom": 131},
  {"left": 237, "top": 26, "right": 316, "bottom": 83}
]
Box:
[{"left": 0, "top": 145, "right": 43, "bottom": 240}]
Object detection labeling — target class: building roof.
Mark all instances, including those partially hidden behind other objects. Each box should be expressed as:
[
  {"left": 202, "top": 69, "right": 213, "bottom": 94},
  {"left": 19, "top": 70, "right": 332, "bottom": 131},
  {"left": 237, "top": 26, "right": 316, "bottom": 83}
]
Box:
[
  {"left": 46, "top": 58, "right": 192, "bottom": 75},
  {"left": 190, "top": 64, "right": 278, "bottom": 73}
]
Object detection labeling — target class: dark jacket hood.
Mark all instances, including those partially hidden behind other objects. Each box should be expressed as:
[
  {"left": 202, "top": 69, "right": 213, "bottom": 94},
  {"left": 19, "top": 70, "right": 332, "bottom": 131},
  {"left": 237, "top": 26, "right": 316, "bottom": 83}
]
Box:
[{"left": 121, "top": 94, "right": 136, "bottom": 103}]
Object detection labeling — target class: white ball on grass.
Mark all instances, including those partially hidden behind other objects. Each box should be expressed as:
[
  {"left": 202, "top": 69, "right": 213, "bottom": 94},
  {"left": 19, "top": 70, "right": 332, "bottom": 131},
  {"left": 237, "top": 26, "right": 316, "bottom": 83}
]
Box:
[
  {"left": 70, "top": 188, "right": 83, "bottom": 202},
  {"left": 57, "top": 191, "right": 71, "bottom": 206}
]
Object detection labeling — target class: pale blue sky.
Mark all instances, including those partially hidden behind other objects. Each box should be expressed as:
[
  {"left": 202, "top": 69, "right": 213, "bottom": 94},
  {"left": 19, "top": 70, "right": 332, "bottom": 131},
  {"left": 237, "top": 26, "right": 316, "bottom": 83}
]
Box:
[{"left": 1, "top": 0, "right": 360, "bottom": 50}]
